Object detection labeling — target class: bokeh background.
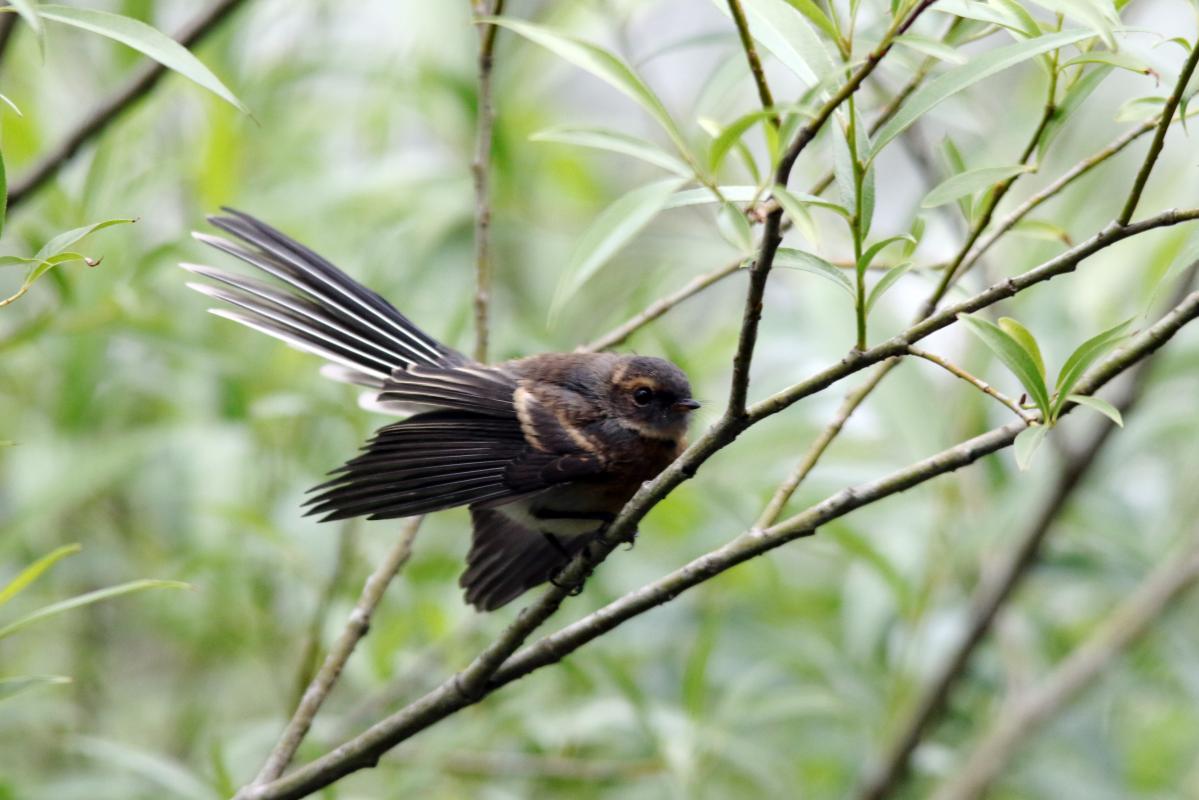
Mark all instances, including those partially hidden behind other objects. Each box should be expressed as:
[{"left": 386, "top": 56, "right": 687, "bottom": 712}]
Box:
[{"left": 2, "top": 0, "right": 1199, "bottom": 798}]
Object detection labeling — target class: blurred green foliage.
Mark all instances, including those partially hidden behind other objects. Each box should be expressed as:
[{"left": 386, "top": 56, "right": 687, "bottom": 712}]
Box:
[{"left": 2, "top": 1, "right": 1199, "bottom": 798}]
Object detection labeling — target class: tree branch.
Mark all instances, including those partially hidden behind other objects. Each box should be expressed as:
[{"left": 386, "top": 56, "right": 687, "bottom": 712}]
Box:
[
  {"left": 725, "top": 0, "right": 777, "bottom": 125},
  {"left": 6, "top": 0, "right": 250, "bottom": 211},
  {"left": 906, "top": 345, "right": 1033, "bottom": 422},
  {"left": 243, "top": 517, "right": 423, "bottom": 791},
  {"left": 1118, "top": 41, "right": 1199, "bottom": 225},
  {"left": 930, "top": 526, "right": 1199, "bottom": 800},
  {"left": 245, "top": 261, "right": 1199, "bottom": 800},
  {"left": 471, "top": 0, "right": 505, "bottom": 362},
  {"left": 852, "top": 265, "right": 1199, "bottom": 800}
]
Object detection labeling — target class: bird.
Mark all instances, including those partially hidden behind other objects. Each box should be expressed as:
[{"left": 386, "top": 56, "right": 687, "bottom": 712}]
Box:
[{"left": 182, "top": 209, "right": 700, "bottom": 611}]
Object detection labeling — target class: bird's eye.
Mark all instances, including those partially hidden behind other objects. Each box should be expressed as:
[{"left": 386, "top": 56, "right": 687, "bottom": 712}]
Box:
[{"left": 632, "top": 387, "right": 654, "bottom": 406}]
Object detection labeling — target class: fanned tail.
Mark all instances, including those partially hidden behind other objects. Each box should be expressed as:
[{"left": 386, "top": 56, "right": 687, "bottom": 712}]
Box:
[{"left": 183, "top": 208, "right": 466, "bottom": 387}]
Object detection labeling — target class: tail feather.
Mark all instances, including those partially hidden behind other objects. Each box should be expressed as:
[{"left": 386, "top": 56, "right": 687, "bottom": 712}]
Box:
[
  {"left": 460, "top": 507, "right": 592, "bottom": 611},
  {"left": 185, "top": 209, "right": 466, "bottom": 386}
]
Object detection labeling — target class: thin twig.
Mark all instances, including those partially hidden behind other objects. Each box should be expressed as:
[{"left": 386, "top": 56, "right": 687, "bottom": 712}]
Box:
[
  {"left": 725, "top": 0, "right": 777, "bottom": 126},
  {"left": 906, "top": 345, "right": 1033, "bottom": 422},
  {"left": 930, "top": 529, "right": 1199, "bottom": 800},
  {"left": 577, "top": 257, "right": 745, "bottom": 353},
  {"left": 7, "top": 0, "right": 250, "bottom": 211},
  {"left": 471, "top": 0, "right": 505, "bottom": 362},
  {"left": 247, "top": 517, "right": 423, "bottom": 788},
  {"left": 1118, "top": 41, "right": 1199, "bottom": 225}
]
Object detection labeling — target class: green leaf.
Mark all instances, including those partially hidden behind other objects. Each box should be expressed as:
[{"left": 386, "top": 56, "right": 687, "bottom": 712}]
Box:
[
  {"left": 865, "top": 261, "right": 915, "bottom": 314},
  {"left": 1066, "top": 393, "right": 1123, "bottom": 426},
  {"left": 870, "top": 29, "right": 1096, "bottom": 160},
  {"left": 939, "top": 136, "right": 973, "bottom": 220},
  {"left": 1115, "top": 95, "right": 1165, "bottom": 122},
  {"left": 782, "top": 0, "right": 842, "bottom": 43},
  {"left": 1052, "top": 318, "right": 1132, "bottom": 415},
  {"left": 0, "top": 147, "right": 6, "bottom": 240},
  {"left": 1029, "top": 0, "right": 1119, "bottom": 48},
  {"left": 488, "top": 19, "right": 691, "bottom": 159},
  {"left": 1011, "top": 218, "right": 1073, "bottom": 244},
  {"left": 0, "top": 92, "right": 22, "bottom": 117},
  {"left": 857, "top": 235, "right": 916, "bottom": 279},
  {"left": 0, "top": 544, "right": 82, "bottom": 608},
  {"left": 530, "top": 126, "right": 691, "bottom": 177},
  {"left": 992, "top": 0, "right": 1045, "bottom": 37},
  {"left": 1014, "top": 425, "right": 1048, "bottom": 470},
  {"left": 716, "top": 203, "right": 755, "bottom": 253},
  {"left": 551, "top": 177, "right": 686, "bottom": 320},
  {"left": 772, "top": 185, "right": 852, "bottom": 220},
  {"left": 958, "top": 313, "right": 1053, "bottom": 418},
  {"left": 774, "top": 247, "right": 854, "bottom": 296},
  {"left": 37, "top": 6, "right": 246, "bottom": 113},
  {"left": 894, "top": 33, "right": 967, "bottom": 64},
  {"left": 708, "top": 107, "right": 808, "bottom": 172},
  {"left": 34, "top": 217, "right": 136, "bottom": 261},
  {"left": 0, "top": 675, "right": 71, "bottom": 704},
  {"left": 921, "top": 164, "right": 1032, "bottom": 208},
  {"left": 933, "top": 0, "right": 1034, "bottom": 34},
  {"left": 0, "top": 580, "right": 191, "bottom": 641},
  {"left": 1061, "top": 50, "right": 1153, "bottom": 75},
  {"left": 997, "top": 317, "right": 1046, "bottom": 379},
  {"left": 728, "top": 0, "right": 837, "bottom": 87},
  {"left": 5, "top": 0, "right": 44, "bottom": 53},
  {"left": 664, "top": 185, "right": 758, "bottom": 209}
]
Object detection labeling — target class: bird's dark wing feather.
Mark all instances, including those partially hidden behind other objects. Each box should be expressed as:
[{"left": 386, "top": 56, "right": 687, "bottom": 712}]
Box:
[
  {"left": 305, "top": 402, "right": 607, "bottom": 522},
  {"left": 460, "top": 507, "right": 589, "bottom": 611},
  {"left": 183, "top": 209, "right": 467, "bottom": 390},
  {"left": 376, "top": 363, "right": 518, "bottom": 417}
]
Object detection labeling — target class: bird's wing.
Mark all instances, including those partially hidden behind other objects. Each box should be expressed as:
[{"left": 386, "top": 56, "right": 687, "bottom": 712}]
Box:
[
  {"left": 183, "top": 209, "right": 468, "bottom": 390},
  {"left": 305, "top": 390, "right": 607, "bottom": 522}
]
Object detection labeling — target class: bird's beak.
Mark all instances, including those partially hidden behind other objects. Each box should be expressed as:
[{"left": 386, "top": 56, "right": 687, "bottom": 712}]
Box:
[{"left": 673, "top": 398, "right": 702, "bottom": 412}]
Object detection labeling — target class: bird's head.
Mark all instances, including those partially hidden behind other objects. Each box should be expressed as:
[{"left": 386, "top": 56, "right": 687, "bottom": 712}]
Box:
[{"left": 608, "top": 356, "right": 699, "bottom": 441}]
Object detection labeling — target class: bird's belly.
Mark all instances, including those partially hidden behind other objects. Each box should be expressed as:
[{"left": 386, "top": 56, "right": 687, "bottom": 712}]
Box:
[{"left": 498, "top": 485, "right": 623, "bottom": 541}]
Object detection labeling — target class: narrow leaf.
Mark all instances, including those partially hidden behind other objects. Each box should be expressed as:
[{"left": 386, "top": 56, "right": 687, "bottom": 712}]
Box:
[
  {"left": 783, "top": 0, "right": 842, "bottom": 43},
  {"left": 664, "top": 185, "right": 758, "bottom": 209},
  {"left": 6, "top": 0, "right": 44, "bottom": 52},
  {"left": 1014, "top": 425, "right": 1048, "bottom": 470},
  {"left": 857, "top": 235, "right": 916, "bottom": 279},
  {"left": 0, "top": 544, "right": 82, "bottom": 608},
  {"left": 865, "top": 261, "right": 916, "bottom": 313},
  {"left": 1061, "top": 51, "right": 1153, "bottom": 75},
  {"left": 1052, "top": 318, "right": 1132, "bottom": 414},
  {"left": 0, "top": 148, "right": 6, "bottom": 239},
  {"left": 0, "top": 580, "right": 191, "bottom": 641},
  {"left": 894, "top": 33, "right": 967, "bottom": 64},
  {"left": 997, "top": 317, "right": 1046, "bottom": 379},
  {"left": 774, "top": 247, "right": 854, "bottom": 295},
  {"left": 530, "top": 126, "right": 691, "bottom": 176},
  {"left": 922, "top": 164, "right": 1032, "bottom": 208},
  {"left": 958, "top": 314, "right": 1053, "bottom": 417},
  {"left": 1066, "top": 393, "right": 1123, "bottom": 426},
  {"left": 1011, "top": 218, "right": 1072, "bottom": 244},
  {"left": 709, "top": 107, "right": 797, "bottom": 172},
  {"left": 551, "top": 177, "right": 686, "bottom": 320},
  {"left": 34, "top": 218, "right": 135, "bottom": 261},
  {"left": 773, "top": 184, "right": 852, "bottom": 220},
  {"left": 488, "top": 19, "right": 690, "bottom": 158},
  {"left": 716, "top": 203, "right": 755, "bottom": 253},
  {"left": 870, "top": 30, "right": 1096, "bottom": 159},
  {"left": 37, "top": 6, "right": 246, "bottom": 112},
  {"left": 0, "top": 675, "right": 72, "bottom": 704},
  {"left": 729, "top": 0, "right": 837, "bottom": 87}
]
